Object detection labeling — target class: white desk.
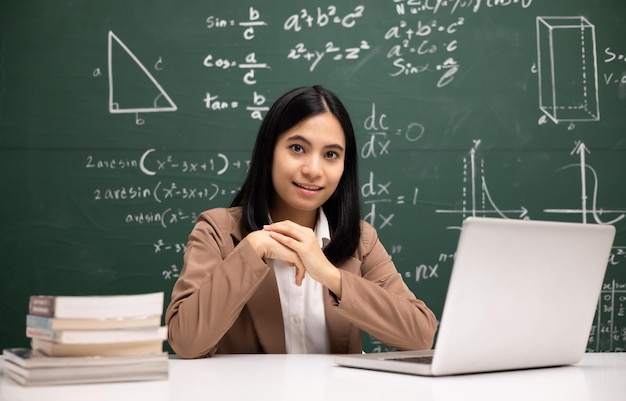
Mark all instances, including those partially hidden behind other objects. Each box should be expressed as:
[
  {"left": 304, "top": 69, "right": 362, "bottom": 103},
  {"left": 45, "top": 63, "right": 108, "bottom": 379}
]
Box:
[{"left": 1, "top": 353, "right": 625, "bottom": 401}]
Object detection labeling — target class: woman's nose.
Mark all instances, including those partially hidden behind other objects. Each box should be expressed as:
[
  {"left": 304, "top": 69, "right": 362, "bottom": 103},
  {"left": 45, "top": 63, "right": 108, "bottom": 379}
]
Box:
[{"left": 301, "top": 155, "right": 322, "bottom": 177}]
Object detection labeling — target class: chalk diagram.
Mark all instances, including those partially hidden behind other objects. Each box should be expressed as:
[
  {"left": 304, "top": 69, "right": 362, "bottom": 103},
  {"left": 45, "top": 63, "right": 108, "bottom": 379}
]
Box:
[
  {"left": 107, "top": 31, "right": 177, "bottom": 122},
  {"left": 435, "top": 140, "right": 529, "bottom": 229},
  {"left": 536, "top": 17, "right": 600, "bottom": 125},
  {"left": 543, "top": 141, "right": 625, "bottom": 225}
]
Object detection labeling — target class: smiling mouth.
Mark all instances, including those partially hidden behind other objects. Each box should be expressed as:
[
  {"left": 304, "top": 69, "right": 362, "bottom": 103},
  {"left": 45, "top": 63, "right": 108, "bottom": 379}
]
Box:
[{"left": 294, "top": 183, "right": 323, "bottom": 191}]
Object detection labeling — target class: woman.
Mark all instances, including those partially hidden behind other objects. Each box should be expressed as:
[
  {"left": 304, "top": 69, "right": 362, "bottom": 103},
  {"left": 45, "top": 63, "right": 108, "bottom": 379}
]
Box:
[{"left": 166, "top": 85, "right": 437, "bottom": 358}]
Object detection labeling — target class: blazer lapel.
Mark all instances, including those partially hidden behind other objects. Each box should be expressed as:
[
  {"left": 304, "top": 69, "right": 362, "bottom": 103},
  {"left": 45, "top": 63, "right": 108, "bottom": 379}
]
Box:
[
  {"left": 246, "top": 266, "right": 287, "bottom": 353},
  {"left": 230, "top": 214, "right": 286, "bottom": 354},
  {"left": 325, "top": 256, "right": 362, "bottom": 354}
]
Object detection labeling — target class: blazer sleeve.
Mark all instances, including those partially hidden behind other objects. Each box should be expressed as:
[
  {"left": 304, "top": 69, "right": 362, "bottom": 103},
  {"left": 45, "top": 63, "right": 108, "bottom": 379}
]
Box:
[
  {"left": 165, "top": 209, "right": 270, "bottom": 358},
  {"left": 334, "top": 222, "right": 438, "bottom": 351}
]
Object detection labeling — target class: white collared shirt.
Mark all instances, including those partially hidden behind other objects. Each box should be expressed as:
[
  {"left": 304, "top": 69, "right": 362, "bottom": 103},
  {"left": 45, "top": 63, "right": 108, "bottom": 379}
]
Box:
[{"left": 271, "top": 209, "right": 331, "bottom": 354}]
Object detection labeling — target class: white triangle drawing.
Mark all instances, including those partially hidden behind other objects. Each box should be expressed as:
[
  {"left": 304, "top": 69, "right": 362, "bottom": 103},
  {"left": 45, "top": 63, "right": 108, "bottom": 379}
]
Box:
[{"left": 107, "top": 30, "right": 177, "bottom": 114}]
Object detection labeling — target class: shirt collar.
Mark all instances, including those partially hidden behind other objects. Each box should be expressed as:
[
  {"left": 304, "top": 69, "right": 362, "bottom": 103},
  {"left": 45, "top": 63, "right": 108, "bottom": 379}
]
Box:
[{"left": 316, "top": 208, "right": 331, "bottom": 248}]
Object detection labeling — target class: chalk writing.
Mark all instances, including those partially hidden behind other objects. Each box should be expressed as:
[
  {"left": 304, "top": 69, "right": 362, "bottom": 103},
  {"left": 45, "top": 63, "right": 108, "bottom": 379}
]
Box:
[
  {"left": 287, "top": 40, "right": 371, "bottom": 72},
  {"left": 436, "top": 140, "right": 530, "bottom": 227},
  {"left": 610, "top": 247, "right": 626, "bottom": 267},
  {"left": 246, "top": 91, "right": 270, "bottom": 120},
  {"left": 543, "top": 142, "right": 626, "bottom": 225},
  {"left": 86, "top": 155, "right": 139, "bottom": 169},
  {"left": 154, "top": 239, "right": 187, "bottom": 254},
  {"left": 384, "top": 16, "right": 463, "bottom": 85},
  {"left": 202, "top": 8, "right": 269, "bottom": 117},
  {"left": 589, "top": 280, "right": 626, "bottom": 352},
  {"left": 360, "top": 103, "right": 426, "bottom": 159},
  {"left": 107, "top": 31, "right": 177, "bottom": 123},
  {"left": 203, "top": 52, "right": 270, "bottom": 85},
  {"left": 162, "top": 264, "right": 180, "bottom": 280},
  {"left": 602, "top": 72, "right": 626, "bottom": 86},
  {"left": 356, "top": 103, "right": 427, "bottom": 230},
  {"left": 125, "top": 208, "right": 198, "bottom": 229},
  {"left": 604, "top": 47, "right": 626, "bottom": 63},
  {"left": 138, "top": 149, "right": 249, "bottom": 176},
  {"left": 283, "top": 5, "right": 365, "bottom": 31},
  {"left": 414, "top": 263, "right": 440, "bottom": 281},
  {"left": 393, "top": 0, "right": 533, "bottom": 16},
  {"left": 203, "top": 92, "right": 239, "bottom": 111},
  {"left": 85, "top": 149, "right": 250, "bottom": 177},
  {"left": 206, "top": 7, "right": 267, "bottom": 40},
  {"left": 536, "top": 17, "right": 600, "bottom": 125},
  {"left": 93, "top": 181, "right": 240, "bottom": 203}
]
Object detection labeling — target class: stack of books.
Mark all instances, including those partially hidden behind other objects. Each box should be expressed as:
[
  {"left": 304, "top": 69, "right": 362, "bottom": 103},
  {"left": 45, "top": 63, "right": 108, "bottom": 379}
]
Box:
[{"left": 2, "top": 291, "right": 168, "bottom": 386}]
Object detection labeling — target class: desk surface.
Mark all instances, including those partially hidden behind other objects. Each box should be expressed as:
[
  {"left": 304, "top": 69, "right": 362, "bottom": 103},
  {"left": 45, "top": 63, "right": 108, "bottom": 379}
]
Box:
[{"left": 2, "top": 353, "right": 626, "bottom": 401}]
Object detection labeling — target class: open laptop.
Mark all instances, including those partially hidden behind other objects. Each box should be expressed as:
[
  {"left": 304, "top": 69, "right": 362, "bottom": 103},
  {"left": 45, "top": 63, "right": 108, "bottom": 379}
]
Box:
[{"left": 334, "top": 217, "right": 616, "bottom": 376}]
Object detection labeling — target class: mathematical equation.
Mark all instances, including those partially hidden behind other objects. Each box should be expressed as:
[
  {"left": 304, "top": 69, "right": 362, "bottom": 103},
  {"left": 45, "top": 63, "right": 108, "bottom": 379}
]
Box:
[
  {"left": 199, "top": 5, "right": 367, "bottom": 120},
  {"left": 206, "top": 7, "right": 267, "bottom": 40},
  {"left": 86, "top": 149, "right": 250, "bottom": 176},
  {"left": 589, "top": 280, "right": 626, "bottom": 352},
  {"left": 108, "top": 1, "right": 545, "bottom": 125},
  {"left": 283, "top": 6, "right": 365, "bottom": 31},
  {"left": 93, "top": 181, "right": 240, "bottom": 203},
  {"left": 392, "top": 0, "right": 533, "bottom": 16},
  {"left": 287, "top": 40, "right": 371, "bottom": 72}
]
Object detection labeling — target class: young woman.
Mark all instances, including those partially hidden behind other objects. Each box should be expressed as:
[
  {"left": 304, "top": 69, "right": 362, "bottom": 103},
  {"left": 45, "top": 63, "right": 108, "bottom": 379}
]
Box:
[{"left": 165, "top": 85, "right": 437, "bottom": 358}]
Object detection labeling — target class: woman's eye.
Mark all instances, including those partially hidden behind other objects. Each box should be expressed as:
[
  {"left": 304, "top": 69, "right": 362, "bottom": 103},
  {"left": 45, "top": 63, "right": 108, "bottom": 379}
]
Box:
[
  {"left": 325, "top": 151, "right": 338, "bottom": 159},
  {"left": 290, "top": 144, "right": 304, "bottom": 153}
]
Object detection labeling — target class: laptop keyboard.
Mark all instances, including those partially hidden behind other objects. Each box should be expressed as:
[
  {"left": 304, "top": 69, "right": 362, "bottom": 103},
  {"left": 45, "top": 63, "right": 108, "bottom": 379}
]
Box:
[{"left": 385, "top": 356, "right": 434, "bottom": 364}]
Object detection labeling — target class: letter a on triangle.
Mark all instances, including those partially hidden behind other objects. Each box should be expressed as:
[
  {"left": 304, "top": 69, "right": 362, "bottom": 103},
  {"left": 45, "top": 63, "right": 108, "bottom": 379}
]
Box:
[{"left": 108, "top": 31, "right": 177, "bottom": 114}]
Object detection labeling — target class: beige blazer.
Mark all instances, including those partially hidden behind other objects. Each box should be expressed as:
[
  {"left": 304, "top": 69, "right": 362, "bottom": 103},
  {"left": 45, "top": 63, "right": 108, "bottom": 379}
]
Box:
[{"left": 166, "top": 207, "right": 437, "bottom": 358}]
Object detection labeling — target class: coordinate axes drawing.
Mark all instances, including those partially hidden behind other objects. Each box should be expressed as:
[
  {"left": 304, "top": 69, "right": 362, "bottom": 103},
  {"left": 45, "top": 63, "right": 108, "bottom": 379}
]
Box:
[
  {"left": 435, "top": 140, "right": 529, "bottom": 227},
  {"left": 543, "top": 141, "right": 625, "bottom": 225},
  {"left": 107, "top": 31, "right": 177, "bottom": 121}
]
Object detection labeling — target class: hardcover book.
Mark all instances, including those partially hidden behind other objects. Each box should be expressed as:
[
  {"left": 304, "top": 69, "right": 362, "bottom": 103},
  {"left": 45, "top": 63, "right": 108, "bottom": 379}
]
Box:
[
  {"left": 26, "top": 314, "right": 162, "bottom": 330},
  {"left": 26, "top": 325, "right": 167, "bottom": 344},
  {"left": 30, "top": 338, "right": 165, "bottom": 357},
  {"left": 28, "top": 292, "right": 164, "bottom": 319}
]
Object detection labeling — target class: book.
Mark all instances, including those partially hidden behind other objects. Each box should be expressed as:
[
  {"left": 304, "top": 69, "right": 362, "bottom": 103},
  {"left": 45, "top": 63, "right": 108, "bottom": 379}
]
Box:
[
  {"left": 28, "top": 291, "right": 164, "bottom": 319},
  {"left": 26, "top": 313, "right": 162, "bottom": 330},
  {"left": 31, "top": 338, "right": 164, "bottom": 357},
  {"left": 3, "top": 348, "right": 167, "bottom": 369},
  {"left": 3, "top": 367, "right": 169, "bottom": 387},
  {"left": 2, "top": 348, "right": 168, "bottom": 386},
  {"left": 26, "top": 325, "right": 167, "bottom": 344}
]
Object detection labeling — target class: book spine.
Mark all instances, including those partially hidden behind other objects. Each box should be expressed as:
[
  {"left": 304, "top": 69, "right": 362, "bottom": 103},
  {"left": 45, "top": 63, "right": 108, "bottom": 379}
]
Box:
[
  {"left": 26, "top": 314, "right": 54, "bottom": 330},
  {"left": 29, "top": 296, "right": 56, "bottom": 317},
  {"left": 26, "top": 326, "right": 57, "bottom": 341}
]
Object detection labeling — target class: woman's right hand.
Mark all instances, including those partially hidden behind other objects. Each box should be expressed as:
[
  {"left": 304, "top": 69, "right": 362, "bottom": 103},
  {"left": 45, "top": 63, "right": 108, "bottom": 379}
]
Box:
[{"left": 245, "top": 230, "right": 307, "bottom": 286}]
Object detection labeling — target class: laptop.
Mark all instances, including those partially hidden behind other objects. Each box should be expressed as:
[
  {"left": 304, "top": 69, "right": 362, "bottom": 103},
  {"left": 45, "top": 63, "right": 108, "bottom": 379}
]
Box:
[{"left": 334, "top": 217, "right": 616, "bottom": 376}]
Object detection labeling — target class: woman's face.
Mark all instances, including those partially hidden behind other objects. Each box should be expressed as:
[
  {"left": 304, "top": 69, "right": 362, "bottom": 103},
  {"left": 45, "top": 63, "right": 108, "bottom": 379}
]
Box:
[{"left": 270, "top": 112, "right": 346, "bottom": 225}]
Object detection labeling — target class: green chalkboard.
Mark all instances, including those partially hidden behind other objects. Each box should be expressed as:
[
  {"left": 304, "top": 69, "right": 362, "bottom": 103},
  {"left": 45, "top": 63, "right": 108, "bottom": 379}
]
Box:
[{"left": 1, "top": 0, "right": 625, "bottom": 353}]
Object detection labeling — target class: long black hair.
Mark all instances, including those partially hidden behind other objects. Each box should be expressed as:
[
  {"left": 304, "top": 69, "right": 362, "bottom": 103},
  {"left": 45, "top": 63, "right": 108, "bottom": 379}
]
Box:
[{"left": 231, "top": 85, "right": 361, "bottom": 264}]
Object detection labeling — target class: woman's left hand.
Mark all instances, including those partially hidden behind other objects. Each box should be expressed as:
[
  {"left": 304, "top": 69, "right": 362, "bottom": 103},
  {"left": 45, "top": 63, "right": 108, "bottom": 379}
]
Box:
[{"left": 264, "top": 220, "right": 342, "bottom": 295}]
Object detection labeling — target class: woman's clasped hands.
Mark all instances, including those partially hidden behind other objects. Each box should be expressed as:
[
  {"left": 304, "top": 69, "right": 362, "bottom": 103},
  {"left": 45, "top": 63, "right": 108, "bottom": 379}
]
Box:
[{"left": 246, "top": 220, "right": 342, "bottom": 296}]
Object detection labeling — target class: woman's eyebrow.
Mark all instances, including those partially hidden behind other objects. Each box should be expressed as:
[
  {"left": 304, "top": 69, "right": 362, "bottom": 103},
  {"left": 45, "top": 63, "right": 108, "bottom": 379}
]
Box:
[{"left": 285, "top": 134, "right": 345, "bottom": 152}]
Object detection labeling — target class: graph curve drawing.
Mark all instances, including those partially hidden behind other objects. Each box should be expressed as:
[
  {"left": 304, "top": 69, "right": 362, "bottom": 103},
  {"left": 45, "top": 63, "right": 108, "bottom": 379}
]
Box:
[
  {"left": 544, "top": 141, "right": 625, "bottom": 225},
  {"left": 107, "top": 31, "right": 177, "bottom": 118},
  {"left": 436, "top": 140, "right": 529, "bottom": 230}
]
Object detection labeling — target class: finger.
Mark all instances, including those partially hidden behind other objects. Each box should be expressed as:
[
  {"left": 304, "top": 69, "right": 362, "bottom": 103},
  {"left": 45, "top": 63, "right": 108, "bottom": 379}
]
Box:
[
  {"left": 264, "top": 221, "right": 310, "bottom": 238},
  {"left": 268, "top": 231, "right": 299, "bottom": 250},
  {"left": 263, "top": 235, "right": 306, "bottom": 285},
  {"left": 294, "top": 263, "right": 305, "bottom": 286}
]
